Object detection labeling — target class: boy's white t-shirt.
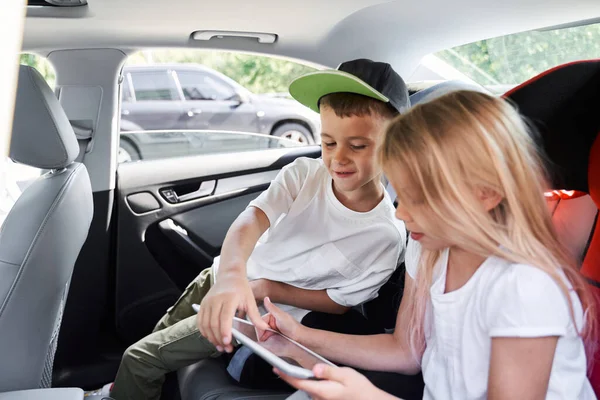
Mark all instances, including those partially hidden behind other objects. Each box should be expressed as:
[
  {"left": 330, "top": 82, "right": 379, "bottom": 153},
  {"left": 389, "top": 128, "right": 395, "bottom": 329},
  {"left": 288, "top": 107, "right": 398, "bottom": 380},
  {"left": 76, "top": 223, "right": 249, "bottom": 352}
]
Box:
[
  {"left": 405, "top": 239, "right": 595, "bottom": 400},
  {"left": 213, "top": 157, "right": 406, "bottom": 321}
]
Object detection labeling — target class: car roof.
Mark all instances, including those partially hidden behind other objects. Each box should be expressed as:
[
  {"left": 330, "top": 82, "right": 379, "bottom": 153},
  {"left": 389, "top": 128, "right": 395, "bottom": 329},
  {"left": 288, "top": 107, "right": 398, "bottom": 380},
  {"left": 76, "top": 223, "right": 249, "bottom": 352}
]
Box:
[{"left": 23, "top": 0, "right": 600, "bottom": 77}]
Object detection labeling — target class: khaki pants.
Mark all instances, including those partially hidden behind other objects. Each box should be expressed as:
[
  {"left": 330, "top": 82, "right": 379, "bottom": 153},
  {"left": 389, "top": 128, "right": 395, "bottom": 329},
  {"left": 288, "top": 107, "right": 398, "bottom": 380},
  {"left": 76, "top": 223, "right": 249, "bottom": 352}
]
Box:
[{"left": 110, "top": 268, "right": 221, "bottom": 400}]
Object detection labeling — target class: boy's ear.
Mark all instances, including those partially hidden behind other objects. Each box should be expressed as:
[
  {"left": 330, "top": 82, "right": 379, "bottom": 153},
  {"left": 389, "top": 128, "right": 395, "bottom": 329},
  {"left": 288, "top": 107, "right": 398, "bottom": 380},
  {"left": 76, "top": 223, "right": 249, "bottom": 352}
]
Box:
[{"left": 476, "top": 187, "right": 503, "bottom": 211}]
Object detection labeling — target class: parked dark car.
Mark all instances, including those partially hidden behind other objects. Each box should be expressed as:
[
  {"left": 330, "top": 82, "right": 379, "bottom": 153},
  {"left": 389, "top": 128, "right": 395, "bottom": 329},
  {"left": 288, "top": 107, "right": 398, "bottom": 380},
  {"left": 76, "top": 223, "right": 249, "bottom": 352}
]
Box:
[{"left": 119, "top": 64, "right": 321, "bottom": 161}]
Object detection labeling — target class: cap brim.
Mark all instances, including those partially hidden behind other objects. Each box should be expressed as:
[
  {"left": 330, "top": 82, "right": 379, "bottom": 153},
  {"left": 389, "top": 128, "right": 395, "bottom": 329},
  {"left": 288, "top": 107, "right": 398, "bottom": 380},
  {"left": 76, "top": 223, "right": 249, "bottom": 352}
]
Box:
[{"left": 289, "top": 70, "right": 389, "bottom": 113}]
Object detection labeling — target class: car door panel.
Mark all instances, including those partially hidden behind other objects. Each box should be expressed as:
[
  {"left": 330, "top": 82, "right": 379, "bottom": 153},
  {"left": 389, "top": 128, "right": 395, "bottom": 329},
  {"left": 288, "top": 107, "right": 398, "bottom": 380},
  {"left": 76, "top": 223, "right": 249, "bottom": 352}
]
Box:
[
  {"left": 170, "top": 191, "right": 265, "bottom": 257},
  {"left": 115, "top": 146, "right": 321, "bottom": 343}
]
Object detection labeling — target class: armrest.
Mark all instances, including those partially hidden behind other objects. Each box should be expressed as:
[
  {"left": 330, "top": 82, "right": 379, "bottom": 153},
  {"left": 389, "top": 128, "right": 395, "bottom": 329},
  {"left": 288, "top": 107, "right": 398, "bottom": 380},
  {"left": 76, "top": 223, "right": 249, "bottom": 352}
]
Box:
[{"left": 0, "top": 388, "right": 83, "bottom": 400}]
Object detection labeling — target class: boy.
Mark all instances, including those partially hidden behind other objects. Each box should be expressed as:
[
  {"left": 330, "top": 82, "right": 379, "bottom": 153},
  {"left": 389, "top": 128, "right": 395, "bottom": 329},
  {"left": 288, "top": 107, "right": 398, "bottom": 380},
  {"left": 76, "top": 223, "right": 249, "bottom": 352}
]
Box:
[{"left": 109, "top": 58, "right": 410, "bottom": 400}]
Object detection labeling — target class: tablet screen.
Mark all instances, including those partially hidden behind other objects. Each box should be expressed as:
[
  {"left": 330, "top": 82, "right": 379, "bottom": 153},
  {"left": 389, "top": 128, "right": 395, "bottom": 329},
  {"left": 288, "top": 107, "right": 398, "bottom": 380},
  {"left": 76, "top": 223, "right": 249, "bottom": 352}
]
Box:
[{"left": 232, "top": 317, "right": 335, "bottom": 370}]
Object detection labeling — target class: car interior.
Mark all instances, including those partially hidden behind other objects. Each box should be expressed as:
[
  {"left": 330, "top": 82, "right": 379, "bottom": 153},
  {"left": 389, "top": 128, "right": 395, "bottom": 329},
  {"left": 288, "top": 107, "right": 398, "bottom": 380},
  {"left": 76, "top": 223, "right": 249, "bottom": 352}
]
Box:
[{"left": 2, "top": 0, "right": 600, "bottom": 399}]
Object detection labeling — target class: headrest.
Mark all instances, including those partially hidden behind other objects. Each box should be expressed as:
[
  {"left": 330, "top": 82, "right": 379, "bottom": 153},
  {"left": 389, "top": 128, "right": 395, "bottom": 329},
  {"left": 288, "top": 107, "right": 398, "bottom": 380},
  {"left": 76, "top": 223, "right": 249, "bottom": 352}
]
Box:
[
  {"left": 589, "top": 135, "right": 600, "bottom": 206},
  {"left": 10, "top": 65, "right": 79, "bottom": 169},
  {"left": 505, "top": 60, "right": 600, "bottom": 193},
  {"left": 409, "top": 80, "right": 489, "bottom": 106}
]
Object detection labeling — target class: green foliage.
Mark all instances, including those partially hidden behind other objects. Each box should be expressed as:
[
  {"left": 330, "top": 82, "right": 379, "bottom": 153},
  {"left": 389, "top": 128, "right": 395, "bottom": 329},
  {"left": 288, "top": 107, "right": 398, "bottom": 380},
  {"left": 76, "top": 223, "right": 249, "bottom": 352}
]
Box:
[
  {"left": 127, "top": 50, "right": 317, "bottom": 94},
  {"left": 436, "top": 23, "right": 600, "bottom": 85},
  {"left": 20, "top": 50, "right": 316, "bottom": 95},
  {"left": 19, "top": 53, "right": 56, "bottom": 88}
]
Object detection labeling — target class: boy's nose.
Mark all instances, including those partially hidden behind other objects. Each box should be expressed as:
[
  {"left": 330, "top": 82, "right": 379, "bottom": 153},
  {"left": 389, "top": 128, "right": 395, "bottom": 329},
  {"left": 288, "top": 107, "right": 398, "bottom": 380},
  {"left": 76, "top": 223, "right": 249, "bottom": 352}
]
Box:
[{"left": 333, "top": 147, "right": 350, "bottom": 164}]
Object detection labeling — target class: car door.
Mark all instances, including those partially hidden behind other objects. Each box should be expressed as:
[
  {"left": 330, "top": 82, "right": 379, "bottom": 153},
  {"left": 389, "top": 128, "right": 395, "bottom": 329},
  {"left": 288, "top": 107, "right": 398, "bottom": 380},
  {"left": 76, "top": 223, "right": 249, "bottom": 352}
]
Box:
[
  {"left": 113, "top": 143, "right": 321, "bottom": 344},
  {"left": 121, "top": 70, "right": 186, "bottom": 131},
  {"left": 176, "top": 69, "right": 261, "bottom": 132}
]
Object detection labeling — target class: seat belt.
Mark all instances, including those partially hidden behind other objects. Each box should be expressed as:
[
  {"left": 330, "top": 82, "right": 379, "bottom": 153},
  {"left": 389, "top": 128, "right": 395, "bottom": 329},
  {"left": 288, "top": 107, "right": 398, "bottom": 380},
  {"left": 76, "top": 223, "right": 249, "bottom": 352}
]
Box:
[{"left": 70, "top": 120, "right": 94, "bottom": 163}]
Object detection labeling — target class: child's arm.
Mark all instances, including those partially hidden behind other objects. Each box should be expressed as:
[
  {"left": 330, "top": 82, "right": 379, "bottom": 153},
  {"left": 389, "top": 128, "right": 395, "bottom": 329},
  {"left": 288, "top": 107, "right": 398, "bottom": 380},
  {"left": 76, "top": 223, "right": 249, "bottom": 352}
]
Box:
[
  {"left": 262, "top": 271, "right": 423, "bottom": 375},
  {"left": 483, "top": 264, "right": 576, "bottom": 399},
  {"left": 487, "top": 336, "right": 558, "bottom": 399},
  {"left": 251, "top": 279, "right": 350, "bottom": 314},
  {"left": 197, "top": 206, "right": 271, "bottom": 352}
]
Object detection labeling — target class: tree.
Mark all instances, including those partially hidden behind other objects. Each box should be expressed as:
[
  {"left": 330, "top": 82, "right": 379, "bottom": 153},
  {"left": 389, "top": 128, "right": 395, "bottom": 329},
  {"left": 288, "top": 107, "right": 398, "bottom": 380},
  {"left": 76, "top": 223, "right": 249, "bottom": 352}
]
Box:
[
  {"left": 19, "top": 54, "right": 56, "bottom": 88},
  {"left": 437, "top": 23, "right": 600, "bottom": 85},
  {"left": 20, "top": 50, "right": 316, "bottom": 95},
  {"left": 126, "top": 50, "right": 317, "bottom": 94}
]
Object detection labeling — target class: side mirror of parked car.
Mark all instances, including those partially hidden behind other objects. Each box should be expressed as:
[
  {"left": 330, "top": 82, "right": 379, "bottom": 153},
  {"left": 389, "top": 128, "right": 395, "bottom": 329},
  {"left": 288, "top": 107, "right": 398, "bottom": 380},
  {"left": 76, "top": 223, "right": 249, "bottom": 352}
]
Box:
[{"left": 229, "top": 92, "right": 248, "bottom": 107}]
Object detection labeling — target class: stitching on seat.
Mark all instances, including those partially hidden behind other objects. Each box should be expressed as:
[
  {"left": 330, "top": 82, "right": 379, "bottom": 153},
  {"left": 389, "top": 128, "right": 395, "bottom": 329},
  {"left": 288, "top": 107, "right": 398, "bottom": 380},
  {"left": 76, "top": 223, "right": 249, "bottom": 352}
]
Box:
[{"left": 0, "top": 260, "right": 22, "bottom": 267}]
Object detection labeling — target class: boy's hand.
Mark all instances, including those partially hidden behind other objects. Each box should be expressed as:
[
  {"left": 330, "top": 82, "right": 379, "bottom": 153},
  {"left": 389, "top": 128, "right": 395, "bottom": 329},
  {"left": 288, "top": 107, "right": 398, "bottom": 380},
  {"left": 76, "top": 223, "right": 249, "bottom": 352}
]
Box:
[
  {"left": 275, "top": 364, "right": 390, "bottom": 400},
  {"left": 257, "top": 297, "right": 302, "bottom": 341},
  {"left": 197, "top": 271, "right": 269, "bottom": 353}
]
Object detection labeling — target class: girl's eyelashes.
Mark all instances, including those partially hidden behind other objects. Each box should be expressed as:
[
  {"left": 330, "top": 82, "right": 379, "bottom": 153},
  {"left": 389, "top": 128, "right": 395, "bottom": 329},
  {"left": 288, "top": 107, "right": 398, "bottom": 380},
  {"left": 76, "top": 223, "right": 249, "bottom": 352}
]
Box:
[{"left": 321, "top": 142, "right": 368, "bottom": 150}]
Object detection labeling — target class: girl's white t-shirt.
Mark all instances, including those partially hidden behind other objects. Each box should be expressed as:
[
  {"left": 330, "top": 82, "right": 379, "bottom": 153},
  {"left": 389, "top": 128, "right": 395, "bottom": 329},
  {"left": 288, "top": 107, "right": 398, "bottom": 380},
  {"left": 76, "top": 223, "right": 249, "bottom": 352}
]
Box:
[{"left": 405, "top": 240, "right": 595, "bottom": 400}]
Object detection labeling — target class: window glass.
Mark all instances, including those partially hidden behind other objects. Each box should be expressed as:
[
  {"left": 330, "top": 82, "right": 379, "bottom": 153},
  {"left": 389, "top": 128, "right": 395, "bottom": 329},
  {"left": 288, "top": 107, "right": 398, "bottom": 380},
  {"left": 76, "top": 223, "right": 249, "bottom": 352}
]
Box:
[
  {"left": 119, "top": 130, "right": 303, "bottom": 163},
  {"left": 177, "top": 71, "right": 235, "bottom": 101},
  {"left": 119, "top": 49, "right": 321, "bottom": 163},
  {"left": 433, "top": 22, "right": 600, "bottom": 93},
  {"left": 130, "top": 71, "right": 179, "bottom": 101}
]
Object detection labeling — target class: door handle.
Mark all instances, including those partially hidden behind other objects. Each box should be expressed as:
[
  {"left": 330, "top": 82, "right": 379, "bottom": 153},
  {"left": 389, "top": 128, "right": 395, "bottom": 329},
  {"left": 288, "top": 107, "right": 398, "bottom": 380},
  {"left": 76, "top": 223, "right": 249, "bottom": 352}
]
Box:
[
  {"left": 160, "top": 180, "right": 216, "bottom": 203},
  {"left": 187, "top": 108, "right": 202, "bottom": 117},
  {"left": 177, "top": 180, "right": 216, "bottom": 201},
  {"left": 160, "top": 180, "right": 217, "bottom": 204}
]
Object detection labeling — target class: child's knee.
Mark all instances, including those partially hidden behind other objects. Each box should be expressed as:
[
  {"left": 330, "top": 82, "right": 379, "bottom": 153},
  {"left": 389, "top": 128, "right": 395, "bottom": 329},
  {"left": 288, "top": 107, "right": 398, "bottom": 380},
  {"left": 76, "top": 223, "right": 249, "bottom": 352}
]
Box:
[{"left": 122, "top": 338, "right": 159, "bottom": 370}]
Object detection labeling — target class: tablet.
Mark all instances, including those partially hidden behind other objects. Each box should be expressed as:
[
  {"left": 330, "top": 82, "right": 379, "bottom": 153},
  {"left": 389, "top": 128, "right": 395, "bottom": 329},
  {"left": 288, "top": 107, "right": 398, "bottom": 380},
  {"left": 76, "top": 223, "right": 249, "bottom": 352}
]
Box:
[{"left": 191, "top": 303, "right": 335, "bottom": 379}]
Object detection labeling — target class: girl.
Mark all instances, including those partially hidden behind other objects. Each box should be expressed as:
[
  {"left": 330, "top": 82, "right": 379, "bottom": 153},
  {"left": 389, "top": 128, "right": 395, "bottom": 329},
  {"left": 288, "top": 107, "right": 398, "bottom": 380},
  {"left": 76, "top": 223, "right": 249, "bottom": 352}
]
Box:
[{"left": 260, "top": 90, "right": 597, "bottom": 399}]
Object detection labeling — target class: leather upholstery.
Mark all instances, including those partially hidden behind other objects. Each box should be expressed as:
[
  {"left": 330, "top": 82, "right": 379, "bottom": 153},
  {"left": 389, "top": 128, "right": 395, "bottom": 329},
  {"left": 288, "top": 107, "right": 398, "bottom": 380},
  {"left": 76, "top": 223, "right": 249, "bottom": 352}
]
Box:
[
  {"left": 10, "top": 66, "right": 79, "bottom": 169},
  {"left": 0, "top": 66, "right": 93, "bottom": 392}
]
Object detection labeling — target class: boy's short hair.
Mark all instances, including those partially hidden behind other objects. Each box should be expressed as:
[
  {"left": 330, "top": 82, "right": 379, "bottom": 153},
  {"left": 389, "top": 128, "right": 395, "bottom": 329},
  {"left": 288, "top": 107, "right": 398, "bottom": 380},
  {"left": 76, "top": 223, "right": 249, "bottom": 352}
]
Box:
[{"left": 319, "top": 92, "right": 399, "bottom": 120}]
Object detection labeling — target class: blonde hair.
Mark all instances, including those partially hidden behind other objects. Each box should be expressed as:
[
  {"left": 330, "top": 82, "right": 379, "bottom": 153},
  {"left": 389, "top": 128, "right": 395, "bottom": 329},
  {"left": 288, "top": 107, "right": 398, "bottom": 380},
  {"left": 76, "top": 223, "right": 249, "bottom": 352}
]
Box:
[{"left": 380, "top": 90, "right": 597, "bottom": 363}]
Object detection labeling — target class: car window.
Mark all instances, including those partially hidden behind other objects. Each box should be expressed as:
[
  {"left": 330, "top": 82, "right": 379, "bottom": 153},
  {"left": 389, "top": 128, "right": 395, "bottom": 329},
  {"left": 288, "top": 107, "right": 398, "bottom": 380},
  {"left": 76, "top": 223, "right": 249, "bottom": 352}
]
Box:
[
  {"left": 130, "top": 71, "right": 179, "bottom": 101},
  {"left": 119, "top": 130, "right": 303, "bottom": 163},
  {"left": 118, "top": 49, "right": 321, "bottom": 164},
  {"left": 177, "top": 71, "right": 236, "bottom": 101},
  {"left": 432, "top": 21, "right": 600, "bottom": 94}
]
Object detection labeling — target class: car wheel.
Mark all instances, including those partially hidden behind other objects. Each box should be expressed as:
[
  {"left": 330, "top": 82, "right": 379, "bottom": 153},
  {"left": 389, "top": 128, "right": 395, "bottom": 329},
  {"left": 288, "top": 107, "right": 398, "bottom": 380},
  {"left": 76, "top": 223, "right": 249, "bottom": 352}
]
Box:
[
  {"left": 118, "top": 139, "right": 141, "bottom": 163},
  {"left": 272, "top": 123, "right": 313, "bottom": 144}
]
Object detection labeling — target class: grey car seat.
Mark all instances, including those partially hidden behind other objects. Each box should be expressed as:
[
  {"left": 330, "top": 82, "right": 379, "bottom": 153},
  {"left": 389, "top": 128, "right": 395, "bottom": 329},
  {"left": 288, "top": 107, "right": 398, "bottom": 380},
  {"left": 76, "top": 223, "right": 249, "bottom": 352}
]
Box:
[{"left": 0, "top": 65, "right": 93, "bottom": 392}]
